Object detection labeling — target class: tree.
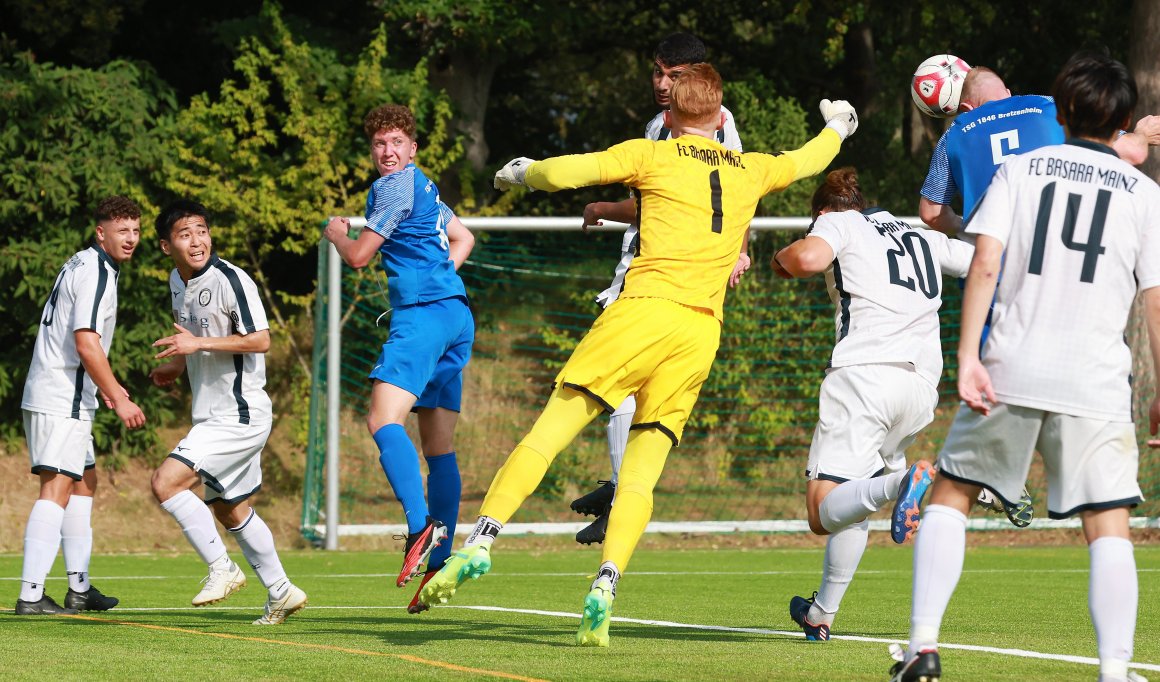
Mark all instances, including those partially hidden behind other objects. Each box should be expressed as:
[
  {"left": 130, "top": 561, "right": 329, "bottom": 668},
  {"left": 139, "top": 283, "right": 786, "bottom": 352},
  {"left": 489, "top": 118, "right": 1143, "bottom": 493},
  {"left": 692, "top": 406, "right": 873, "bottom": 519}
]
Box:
[
  {"left": 1128, "top": 0, "right": 1160, "bottom": 429},
  {"left": 0, "top": 50, "right": 178, "bottom": 460}
]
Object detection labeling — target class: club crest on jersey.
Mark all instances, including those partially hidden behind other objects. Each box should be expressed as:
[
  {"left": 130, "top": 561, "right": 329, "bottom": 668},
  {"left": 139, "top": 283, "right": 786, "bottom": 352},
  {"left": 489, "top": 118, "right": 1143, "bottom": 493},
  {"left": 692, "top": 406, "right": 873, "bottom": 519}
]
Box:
[{"left": 198, "top": 289, "right": 211, "bottom": 307}]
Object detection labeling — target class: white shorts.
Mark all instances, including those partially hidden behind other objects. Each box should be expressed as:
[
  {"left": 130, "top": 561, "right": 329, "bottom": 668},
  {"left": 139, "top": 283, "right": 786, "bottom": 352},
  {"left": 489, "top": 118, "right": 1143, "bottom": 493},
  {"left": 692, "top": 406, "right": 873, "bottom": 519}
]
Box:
[
  {"left": 168, "top": 420, "right": 271, "bottom": 504},
  {"left": 937, "top": 402, "right": 1143, "bottom": 518},
  {"left": 24, "top": 410, "right": 95, "bottom": 480},
  {"left": 805, "top": 364, "right": 938, "bottom": 482}
]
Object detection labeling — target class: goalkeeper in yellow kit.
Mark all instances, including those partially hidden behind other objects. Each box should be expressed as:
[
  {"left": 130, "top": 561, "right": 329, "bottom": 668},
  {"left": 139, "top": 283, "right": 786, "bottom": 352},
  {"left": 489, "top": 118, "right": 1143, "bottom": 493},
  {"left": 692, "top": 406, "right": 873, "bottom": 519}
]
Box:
[{"left": 418, "top": 63, "right": 859, "bottom": 646}]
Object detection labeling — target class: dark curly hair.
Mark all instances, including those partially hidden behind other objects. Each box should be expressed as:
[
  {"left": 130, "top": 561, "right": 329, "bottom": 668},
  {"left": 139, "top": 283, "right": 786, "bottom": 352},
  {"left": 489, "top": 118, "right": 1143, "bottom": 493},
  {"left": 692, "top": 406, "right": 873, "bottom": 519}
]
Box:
[
  {"left": 95, "top": 195, "right": 142, "bottom": 222},
  {"left": 363, "top": 104, "right": 416, "bottom": 140}
]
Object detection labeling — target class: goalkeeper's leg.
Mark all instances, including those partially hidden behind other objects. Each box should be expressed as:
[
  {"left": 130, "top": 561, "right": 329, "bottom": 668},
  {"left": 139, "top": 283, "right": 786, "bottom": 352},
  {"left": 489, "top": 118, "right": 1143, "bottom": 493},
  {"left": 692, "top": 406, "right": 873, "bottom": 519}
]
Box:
[
  {"left": 572, "top": 395, "right": 634, "bottom": 545},
  {"left": 419, "top": 387, "right": 603, "bottom": 609},
  {"left": 576, "top": 427, "right": 672, "bottom": 646}
]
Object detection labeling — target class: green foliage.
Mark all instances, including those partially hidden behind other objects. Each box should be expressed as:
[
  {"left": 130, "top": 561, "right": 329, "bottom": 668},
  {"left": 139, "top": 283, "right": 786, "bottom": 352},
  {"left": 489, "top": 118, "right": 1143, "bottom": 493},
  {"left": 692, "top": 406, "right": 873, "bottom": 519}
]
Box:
[
  {"left": 722, "top": 76, "right": 815, "bottom": 216},
  {"left": 0, "top": 2, "right": 467, "bottom": 463},
  {"left": 157, "top": 1, "right": 464, "bottom": 451},
  {"left": 377, "top": 0, "right": 548, "bottom": 56},
  {"left": 0, "top": 51, "right": 176, "bottom": 458}
]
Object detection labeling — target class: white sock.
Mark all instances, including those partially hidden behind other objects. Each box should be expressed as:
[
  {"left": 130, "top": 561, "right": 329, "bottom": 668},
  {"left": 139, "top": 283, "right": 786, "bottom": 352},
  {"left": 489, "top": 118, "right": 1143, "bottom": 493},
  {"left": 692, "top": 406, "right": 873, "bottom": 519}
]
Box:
[
  {"left": 464, "top": 516, "right": 502, "bottom": 548},
  {"left": 594, "top": 560, "right": 621, "bottom": 596},
  {"left": 160, "top": 490, "right": 228, "bottom": 565},
  {"left": 819, "top": 470, "right": 906, "bottom": 532},
  {"left": 607, "top": 396, "right": 635, "bottom": 486},
  {"left": 62, "top": 495, "right": 94, "bottom": 592},
  {"left": 1090, "top": 536, "right": 1136, "bottom": 678},
  {"left": 228, "top": 509, "right": 288, "bottom": 594},
  {"left": 908, "top": 504, "right": 967, "bottom": 656},
  {"left": 808, "top": 519, "right": 869, "bottom": 626},
  {"left": 20, "top": 499, "right": 66, "bottom": 602}
]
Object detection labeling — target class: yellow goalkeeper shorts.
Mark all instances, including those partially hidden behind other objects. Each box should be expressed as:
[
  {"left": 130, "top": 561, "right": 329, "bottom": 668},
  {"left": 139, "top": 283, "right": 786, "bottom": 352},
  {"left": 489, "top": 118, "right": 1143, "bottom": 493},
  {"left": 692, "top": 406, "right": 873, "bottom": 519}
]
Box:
[{"left": 553, "top": 296, "right": 721, "bottom": 445}]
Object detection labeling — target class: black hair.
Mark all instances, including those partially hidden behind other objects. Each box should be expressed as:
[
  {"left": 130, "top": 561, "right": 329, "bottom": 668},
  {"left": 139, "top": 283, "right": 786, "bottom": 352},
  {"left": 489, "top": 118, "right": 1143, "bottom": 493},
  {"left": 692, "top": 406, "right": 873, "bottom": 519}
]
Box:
[
  {"left": 155, "top": 199, "right": 210, "bottom": 242},
  {"left": 1052, "top": 49, "right": 1137, "bottom": 140},
  {"left": 654, "top": 32, "right": 707, "bottom": 67}
]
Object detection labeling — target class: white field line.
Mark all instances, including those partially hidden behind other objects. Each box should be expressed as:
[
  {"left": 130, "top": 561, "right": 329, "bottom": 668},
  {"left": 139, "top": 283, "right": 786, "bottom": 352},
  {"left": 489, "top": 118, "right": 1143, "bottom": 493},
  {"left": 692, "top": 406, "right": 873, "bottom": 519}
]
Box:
[
  {"left": 316, "top": 517, "right": 1160, "bottom": 537},
  {"left": 4, "top": 567, "right": 1160, "bottom": 581},
  {"left": 18, "top": 603, "right": 1157, "bottom": 674}
]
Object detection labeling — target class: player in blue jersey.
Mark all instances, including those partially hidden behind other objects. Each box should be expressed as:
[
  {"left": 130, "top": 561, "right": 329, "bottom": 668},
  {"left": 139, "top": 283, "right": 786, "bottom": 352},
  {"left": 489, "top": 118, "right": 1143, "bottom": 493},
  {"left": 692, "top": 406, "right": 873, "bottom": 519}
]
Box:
[
  {"left": 917, "top": 65, "right": 1157, "bottom": 527},
  {"left": 324, "top": 104, "right": 476, "bottom": 611},
  {"left": 919, "top": 65, "right": 1155, "bottom": 235}
]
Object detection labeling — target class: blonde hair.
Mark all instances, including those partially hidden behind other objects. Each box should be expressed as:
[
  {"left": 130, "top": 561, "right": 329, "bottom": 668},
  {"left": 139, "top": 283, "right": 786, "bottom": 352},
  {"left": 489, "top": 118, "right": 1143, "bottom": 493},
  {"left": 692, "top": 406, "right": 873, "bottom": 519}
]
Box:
[
  {"left": 670, "top": 62, "right": 723, "bottom": 127},
  {"left": 960, "top": 66, "right": 1004, "bottom": 107}
]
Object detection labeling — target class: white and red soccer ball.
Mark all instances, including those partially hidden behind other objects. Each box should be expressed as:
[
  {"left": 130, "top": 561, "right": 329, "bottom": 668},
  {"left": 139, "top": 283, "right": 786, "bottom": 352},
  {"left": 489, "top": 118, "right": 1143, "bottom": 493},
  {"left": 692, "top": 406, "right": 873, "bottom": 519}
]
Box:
[{"left": 911, "top": 54, "right": 971, "bottom": 118}]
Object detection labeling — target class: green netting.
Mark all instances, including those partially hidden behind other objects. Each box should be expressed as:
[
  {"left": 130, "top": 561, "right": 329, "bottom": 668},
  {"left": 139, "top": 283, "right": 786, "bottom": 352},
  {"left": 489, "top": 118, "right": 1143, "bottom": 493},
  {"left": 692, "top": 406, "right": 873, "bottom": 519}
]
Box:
[{"left": 301, "top": 229, "right": 1160, "bottom": 540}]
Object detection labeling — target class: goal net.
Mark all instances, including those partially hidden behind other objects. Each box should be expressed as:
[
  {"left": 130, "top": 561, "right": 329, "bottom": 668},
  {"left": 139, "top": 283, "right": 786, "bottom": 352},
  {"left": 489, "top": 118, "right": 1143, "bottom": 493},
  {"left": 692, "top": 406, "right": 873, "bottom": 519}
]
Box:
[{"left": 301, "top": 217, "right": 1160, "bottom": 547}]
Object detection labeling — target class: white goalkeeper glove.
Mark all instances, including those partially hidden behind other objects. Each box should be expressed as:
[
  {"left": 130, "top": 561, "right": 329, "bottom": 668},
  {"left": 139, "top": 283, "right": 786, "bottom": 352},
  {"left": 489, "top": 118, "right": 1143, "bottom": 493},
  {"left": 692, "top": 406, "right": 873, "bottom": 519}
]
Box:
[
  {"left": 494, "top": 157, "right": 538, "bottom": 191},
  {"left": 819, "top": 99, "right": 858, "bottom": 141}
]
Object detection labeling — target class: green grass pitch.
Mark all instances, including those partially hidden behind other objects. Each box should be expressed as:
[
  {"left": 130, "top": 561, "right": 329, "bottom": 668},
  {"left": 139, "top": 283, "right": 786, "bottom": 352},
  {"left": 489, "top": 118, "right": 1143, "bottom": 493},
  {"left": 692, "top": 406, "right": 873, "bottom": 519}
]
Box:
[{"left": 1, "top": 543, "right": 1157, "bottom": 681}]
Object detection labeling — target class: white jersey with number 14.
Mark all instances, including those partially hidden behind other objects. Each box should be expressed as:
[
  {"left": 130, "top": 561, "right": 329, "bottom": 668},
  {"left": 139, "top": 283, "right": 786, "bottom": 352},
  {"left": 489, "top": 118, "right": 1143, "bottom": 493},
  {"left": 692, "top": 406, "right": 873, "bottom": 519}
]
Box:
[{"left": 966, "top": 140, "right": 1160, "bottom": 422}]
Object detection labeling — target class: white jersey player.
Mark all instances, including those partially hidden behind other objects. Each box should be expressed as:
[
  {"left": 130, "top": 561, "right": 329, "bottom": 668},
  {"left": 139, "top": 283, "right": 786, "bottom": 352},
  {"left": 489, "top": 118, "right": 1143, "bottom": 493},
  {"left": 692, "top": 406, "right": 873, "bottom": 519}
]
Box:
[
  {"left": 149, "top": 199, "right": 306, "bottom": 625},
  {"left": 893, "top": 52, "right": 1160, "bottom": 682},
  {"left": 571, "top": 32, "right": 746, "bottom": 544},
  {"left": 16, "top": 196, "right": 145, "bottom": 616},
  {"left": 773, "top": 168, "right": 972, "bottom": 642}
]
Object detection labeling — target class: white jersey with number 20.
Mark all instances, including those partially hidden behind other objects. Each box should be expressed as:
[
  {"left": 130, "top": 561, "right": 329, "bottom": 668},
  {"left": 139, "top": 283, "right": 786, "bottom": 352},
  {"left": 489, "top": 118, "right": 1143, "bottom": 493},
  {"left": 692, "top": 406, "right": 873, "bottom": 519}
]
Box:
[
  {"left": 966, "top": 140, "right": 1160, "bottom": 422},
  {"left": 809, "top": 208, "right": 973, "bottom": 388}
]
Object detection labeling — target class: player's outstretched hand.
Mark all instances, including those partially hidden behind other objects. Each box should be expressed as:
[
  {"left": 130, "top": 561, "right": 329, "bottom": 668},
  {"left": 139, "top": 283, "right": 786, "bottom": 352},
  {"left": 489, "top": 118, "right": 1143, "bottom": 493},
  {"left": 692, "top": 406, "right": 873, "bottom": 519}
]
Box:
[
  {"left": 729, "top": 253, "right": 752, "bottom": 288},
  {"left": 494, "top": 157, "right": 537, "bottom": 191},
  {"left": 958, "top": 357, "right": 996, "bottom": 416},
  {"left": 819, "top": 99, "right": 858, "bottom": 140},
  {"left": 153, "top": 323, "right": 201, "bottom": 359}
]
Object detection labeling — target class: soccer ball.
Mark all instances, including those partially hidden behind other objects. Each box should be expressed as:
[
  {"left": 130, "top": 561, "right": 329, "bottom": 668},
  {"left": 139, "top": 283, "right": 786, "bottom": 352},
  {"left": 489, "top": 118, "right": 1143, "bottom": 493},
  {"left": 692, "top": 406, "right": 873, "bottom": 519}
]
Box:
[{"left": 910, "top": 54, "right": 971, "bottom": 118}]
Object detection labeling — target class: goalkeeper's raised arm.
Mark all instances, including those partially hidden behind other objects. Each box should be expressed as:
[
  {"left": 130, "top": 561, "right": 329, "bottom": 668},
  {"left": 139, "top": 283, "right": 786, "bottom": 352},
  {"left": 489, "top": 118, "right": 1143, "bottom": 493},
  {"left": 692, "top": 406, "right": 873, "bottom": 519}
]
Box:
[{"left": 494, "top": 97, "right": 857, "bottom": 195}]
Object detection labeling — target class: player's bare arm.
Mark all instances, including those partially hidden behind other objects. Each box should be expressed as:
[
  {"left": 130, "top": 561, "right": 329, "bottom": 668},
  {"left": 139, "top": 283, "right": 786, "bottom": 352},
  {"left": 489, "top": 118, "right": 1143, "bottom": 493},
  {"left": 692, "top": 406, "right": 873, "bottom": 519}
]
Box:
[
  {"left": 1111, "top": 114, "right": 1160, "bottom": 165},
  {"left": 445, "top": 215, "right": 475, "bottom": 270},
  {"left": 1143, "top": 286, "right": 1160, "bottom": 439},
  {"left": 918, "top": 196, "right": 963, "bottom": 234},
  {"left": 957, "top": 233, "right": 1003, "bottom": 415},
  {"left": 75, "top": 328, "right": 145, "bottom": 429},
  {"left": 152, "top": 323, "right": 270, "bottom": 358},
  {"left": 581, "top": 198, "right": 637, "bottom": 231},
  {"left": 324, "top": 217, "right": 386, "bottom": 269},
  {"left": 773, "top": 236, "right": 835, "bottom": 278}
]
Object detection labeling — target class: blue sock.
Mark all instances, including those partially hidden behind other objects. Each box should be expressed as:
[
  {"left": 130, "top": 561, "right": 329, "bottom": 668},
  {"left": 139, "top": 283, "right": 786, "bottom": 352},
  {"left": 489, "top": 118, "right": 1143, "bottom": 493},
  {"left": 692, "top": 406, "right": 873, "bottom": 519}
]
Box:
[
  {"left": 425, "top": 451, "right": 461, "bottom": 570},
  {"left": 372, "top": 424, "right": 429, "bottom": 534}
]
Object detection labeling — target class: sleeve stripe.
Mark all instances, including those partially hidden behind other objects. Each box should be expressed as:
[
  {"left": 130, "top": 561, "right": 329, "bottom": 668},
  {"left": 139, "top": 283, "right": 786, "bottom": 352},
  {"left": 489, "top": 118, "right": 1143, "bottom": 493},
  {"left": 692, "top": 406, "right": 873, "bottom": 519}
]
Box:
[
  {"left": 214, "top": 261, "right": 257, "bottom": 333},
  {"left": 366, "top": 169, "right": 415, "bottom": 240},
  {"left": 88, "top": 262, "right": 109, "bottom": 330}
]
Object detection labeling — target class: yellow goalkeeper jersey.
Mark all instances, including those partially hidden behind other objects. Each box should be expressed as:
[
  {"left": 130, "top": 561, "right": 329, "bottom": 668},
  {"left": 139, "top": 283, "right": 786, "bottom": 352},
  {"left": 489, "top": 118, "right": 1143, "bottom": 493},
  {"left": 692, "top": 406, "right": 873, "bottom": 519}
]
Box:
[{"left": 526, "top": 128, "right": 841, "bottom": 320}]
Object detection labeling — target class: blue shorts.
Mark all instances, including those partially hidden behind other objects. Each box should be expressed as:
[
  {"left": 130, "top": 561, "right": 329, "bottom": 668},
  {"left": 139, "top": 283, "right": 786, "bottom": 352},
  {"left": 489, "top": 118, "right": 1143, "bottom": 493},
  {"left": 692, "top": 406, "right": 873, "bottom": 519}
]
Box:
[{"left": 369, "top": 296, "right": 474, "bottom": 412}]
